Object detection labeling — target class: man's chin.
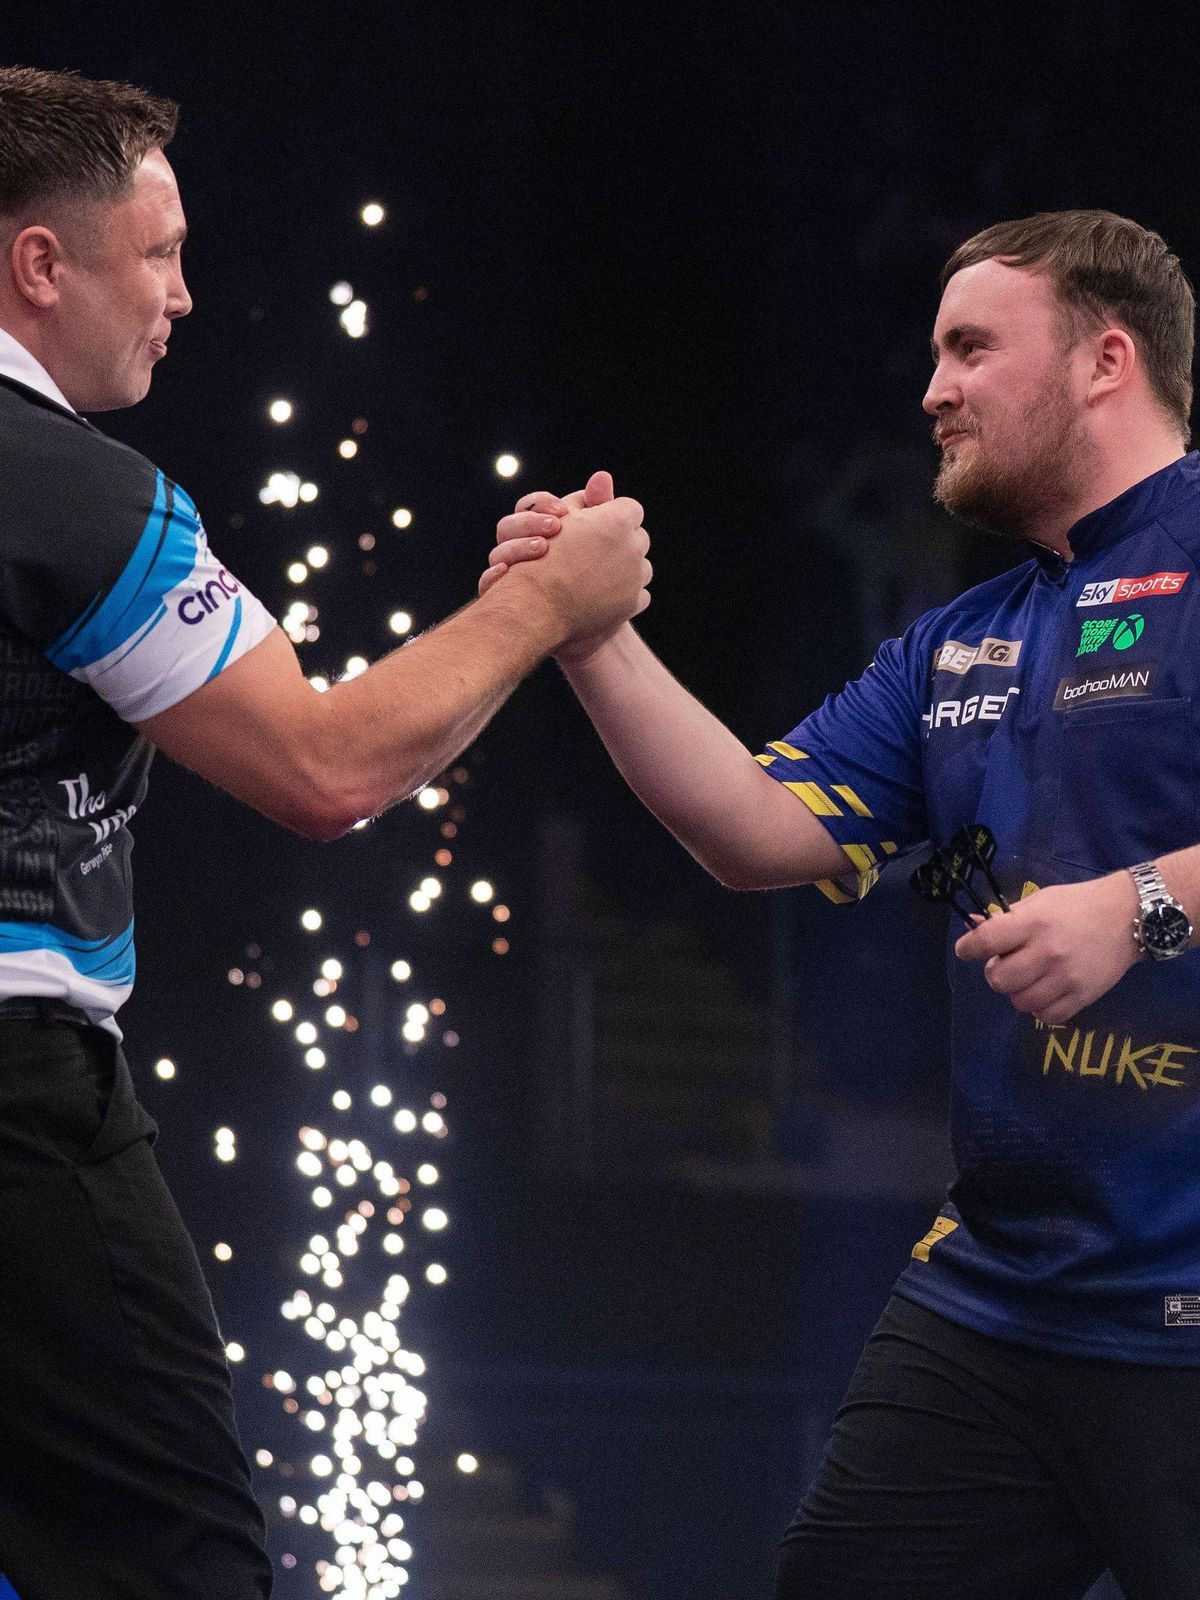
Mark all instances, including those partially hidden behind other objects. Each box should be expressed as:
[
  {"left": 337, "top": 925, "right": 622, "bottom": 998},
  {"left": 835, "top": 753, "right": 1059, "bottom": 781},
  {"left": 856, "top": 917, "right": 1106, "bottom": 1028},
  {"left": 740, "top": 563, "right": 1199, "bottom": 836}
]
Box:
[
  {"left": 933, "top": 459, "right": 975, "bottom": 517},
  {"left": 78, "top": 374, "right": 153, "bottom": 413},
  {"left": 934, "top": 459, "right": 1023, "bottom": 538}
]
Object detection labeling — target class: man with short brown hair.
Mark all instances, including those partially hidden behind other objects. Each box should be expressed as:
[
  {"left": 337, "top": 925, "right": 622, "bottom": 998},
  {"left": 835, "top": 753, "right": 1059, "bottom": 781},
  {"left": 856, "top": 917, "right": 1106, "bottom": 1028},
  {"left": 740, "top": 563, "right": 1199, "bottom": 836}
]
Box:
[
  {"left": 0, "top": 65, "right": 651, "bottom": 1599},
  {"left": 491, "top": 211, "right": 1200, "bottom": 1596}
]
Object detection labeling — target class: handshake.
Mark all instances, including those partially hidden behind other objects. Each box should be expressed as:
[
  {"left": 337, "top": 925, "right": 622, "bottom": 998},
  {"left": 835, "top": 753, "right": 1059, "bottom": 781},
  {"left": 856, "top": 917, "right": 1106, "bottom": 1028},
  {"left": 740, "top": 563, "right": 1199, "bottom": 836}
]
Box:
[{"left": 476, "top": 469, "right": 652, "bottom": 666}]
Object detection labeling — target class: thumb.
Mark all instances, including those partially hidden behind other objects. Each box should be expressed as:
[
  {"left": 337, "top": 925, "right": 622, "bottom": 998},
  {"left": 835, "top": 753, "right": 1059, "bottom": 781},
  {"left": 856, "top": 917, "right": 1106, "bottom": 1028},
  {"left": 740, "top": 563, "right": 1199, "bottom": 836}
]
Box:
[{"left": 584, "top": 470, "right": 615, "bottom": 506}]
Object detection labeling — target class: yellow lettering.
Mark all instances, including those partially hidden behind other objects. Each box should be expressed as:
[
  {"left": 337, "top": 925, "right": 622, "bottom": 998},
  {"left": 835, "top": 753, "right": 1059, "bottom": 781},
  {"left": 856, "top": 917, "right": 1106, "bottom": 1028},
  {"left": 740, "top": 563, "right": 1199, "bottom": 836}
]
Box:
[
  {"left": 1043, "top": 1027, "right": 1080, "bottom": 1076},
  {"left": 1035, "top": 1025, "right": 1198, "bottom": 1092},
  {"left": 1079, "top": 1032, "right": 1116, "bottom": 1078},
  {"left": 1115, "top": 1038, "right": 1152, "bottom": 1091},
  {"left": 1142, "top": 1043, "right": 1197, "bottom": 1089}
]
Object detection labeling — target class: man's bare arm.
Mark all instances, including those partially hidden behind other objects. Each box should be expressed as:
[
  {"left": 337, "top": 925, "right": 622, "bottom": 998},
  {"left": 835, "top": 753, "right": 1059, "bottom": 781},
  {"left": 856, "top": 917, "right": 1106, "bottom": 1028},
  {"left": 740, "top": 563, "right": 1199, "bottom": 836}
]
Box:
[
  {"left": 138, "top": 496, "right": 651, "bottom": 840},
  {"left": 560, "top": 622, "right": 849, "bottom": 890},
  {"left": 484, "top": 478, "right": 848, "bottom": 891}
]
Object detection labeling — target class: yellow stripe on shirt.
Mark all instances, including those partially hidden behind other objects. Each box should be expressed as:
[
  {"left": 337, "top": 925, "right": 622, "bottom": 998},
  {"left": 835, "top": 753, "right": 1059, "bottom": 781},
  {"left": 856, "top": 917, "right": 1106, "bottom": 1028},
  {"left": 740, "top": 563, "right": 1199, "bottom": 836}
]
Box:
[
  {"left": 831, "top": 783, "right": 873, "bottom": 818},
  {"left": 783, "top": 781, "right": 844, "bottom": 816}
]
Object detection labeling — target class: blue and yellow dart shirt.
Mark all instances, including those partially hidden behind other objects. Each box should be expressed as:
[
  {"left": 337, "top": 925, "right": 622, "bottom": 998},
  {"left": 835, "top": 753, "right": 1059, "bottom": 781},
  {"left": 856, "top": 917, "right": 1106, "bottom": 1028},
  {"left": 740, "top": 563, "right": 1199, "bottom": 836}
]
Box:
[{"left": 761, "top": 451, "right": 1200, "bottom": 1362}]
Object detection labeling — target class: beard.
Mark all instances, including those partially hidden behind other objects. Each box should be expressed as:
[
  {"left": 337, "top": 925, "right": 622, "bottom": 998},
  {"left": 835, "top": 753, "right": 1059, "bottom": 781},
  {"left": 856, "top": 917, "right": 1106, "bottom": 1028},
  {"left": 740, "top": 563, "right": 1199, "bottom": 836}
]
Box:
[{"left": 933, "top": 369, "right": 1094, "bottom": 542}]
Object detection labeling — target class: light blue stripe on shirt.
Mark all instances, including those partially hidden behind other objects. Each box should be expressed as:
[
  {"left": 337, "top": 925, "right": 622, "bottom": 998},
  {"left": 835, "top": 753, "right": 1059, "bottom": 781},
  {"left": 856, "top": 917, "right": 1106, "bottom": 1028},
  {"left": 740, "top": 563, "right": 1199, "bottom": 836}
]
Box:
[
  {"left": 0, "top": 918, "right": 135, "bottom": 986},
  {"left": 46, "top": 472, "right": 200, "bottom": 674}
]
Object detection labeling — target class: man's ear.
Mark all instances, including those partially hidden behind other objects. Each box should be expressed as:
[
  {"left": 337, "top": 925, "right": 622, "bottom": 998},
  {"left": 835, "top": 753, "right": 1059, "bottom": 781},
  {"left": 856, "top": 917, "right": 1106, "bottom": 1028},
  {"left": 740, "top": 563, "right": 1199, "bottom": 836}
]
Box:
[
  {"left": 10, "top": 225, "right": 66, "bottom": 310},
  {"left": 1087, "top": 327, "right": 1137, "bottom": 406}
]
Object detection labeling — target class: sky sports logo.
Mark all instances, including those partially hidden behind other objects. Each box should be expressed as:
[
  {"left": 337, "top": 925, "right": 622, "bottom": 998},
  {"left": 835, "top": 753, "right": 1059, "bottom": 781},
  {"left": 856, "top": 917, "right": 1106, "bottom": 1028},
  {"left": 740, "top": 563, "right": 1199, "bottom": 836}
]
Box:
[
  {"left": 1053, "top": 665, "right": 1156, "bottom": 709},
  {"left": 1076, "top": 571, "right": 1188, "bottom": 607}
]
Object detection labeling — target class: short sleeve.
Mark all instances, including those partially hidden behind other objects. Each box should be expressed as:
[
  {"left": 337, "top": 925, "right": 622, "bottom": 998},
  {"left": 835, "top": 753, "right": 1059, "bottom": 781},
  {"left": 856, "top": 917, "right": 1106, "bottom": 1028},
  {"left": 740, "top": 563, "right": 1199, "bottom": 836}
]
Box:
[
  {"left": 758, "top": 630, "right": 929, "bottom": 903},
  {"left": 41, "top": 469, "right": 276, "bottom": 722}
]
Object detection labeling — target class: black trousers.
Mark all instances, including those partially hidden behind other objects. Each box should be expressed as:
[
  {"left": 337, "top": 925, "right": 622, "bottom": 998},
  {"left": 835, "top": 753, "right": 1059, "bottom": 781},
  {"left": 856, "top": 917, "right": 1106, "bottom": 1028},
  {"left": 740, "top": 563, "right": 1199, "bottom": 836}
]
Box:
[
  {"left": 0, "top": 1015, "right": 271, "bottom": 1600},
  {"left": 777, "top": 1292, "right": 1200, "bottom": 1600}
]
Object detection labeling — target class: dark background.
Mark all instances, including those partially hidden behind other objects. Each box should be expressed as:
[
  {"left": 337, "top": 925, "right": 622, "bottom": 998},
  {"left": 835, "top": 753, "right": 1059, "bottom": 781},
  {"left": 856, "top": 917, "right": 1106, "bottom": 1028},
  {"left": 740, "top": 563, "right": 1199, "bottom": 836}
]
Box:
[{"left": 5, "top": 6, "right": 1196, "bottom": 1597}]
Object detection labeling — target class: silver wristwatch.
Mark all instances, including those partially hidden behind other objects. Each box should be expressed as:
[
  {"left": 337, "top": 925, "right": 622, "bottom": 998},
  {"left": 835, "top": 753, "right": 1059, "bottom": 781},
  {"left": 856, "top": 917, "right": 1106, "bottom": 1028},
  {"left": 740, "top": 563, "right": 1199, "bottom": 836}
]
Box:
[{"left": 1128, "top": 861, "right": 1193, "bottom": 961}]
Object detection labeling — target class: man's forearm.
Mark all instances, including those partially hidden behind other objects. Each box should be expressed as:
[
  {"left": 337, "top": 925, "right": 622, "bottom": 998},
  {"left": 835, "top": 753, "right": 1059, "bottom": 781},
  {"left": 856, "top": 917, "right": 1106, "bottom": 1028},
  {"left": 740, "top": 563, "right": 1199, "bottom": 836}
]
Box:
[
  {"left": 140, "top": 493, "right": 651, "bottom": 839},
  {"left": 560, "top": 625, "right": 843, "bottom": 888},
  {"left": 312, "top": 574, "right": 563, "bottom": 831}
]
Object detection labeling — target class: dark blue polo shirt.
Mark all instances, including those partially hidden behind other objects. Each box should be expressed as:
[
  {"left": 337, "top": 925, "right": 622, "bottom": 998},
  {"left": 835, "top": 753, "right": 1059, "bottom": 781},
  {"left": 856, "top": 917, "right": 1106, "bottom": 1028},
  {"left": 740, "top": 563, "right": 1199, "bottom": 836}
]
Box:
[{"left": 761, "top": 452, "right": 1200, "bottom": 1362}]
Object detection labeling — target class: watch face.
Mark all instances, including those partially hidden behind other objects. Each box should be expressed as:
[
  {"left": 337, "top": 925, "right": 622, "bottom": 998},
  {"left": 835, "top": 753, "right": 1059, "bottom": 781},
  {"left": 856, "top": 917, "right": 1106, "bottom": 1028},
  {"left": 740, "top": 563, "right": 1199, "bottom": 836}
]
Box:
[{"left": 1142, "top": 901, "right": 1192, "bottom": 958}]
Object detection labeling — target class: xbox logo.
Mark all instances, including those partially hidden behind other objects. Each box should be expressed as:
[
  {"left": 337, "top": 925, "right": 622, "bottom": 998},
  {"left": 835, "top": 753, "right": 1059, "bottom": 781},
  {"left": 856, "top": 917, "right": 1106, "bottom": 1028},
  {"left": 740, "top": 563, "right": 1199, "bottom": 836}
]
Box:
[
  {"left": 1113, "top": 613, "right": 1145, "bottom": 650},
  {"left": 1075, "top": 612, "right": 1149, "bottom": 657}
]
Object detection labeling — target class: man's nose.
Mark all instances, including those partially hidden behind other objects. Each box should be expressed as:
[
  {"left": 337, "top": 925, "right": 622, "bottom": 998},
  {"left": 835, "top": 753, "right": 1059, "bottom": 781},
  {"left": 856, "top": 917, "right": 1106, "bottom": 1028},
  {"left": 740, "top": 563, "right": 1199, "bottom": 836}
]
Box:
[
  {"left": 168, "top": 266, "right": 193, "bottom": 320},
  {"left": 923, "top": 362, "right": 961, "bottom": 416}
]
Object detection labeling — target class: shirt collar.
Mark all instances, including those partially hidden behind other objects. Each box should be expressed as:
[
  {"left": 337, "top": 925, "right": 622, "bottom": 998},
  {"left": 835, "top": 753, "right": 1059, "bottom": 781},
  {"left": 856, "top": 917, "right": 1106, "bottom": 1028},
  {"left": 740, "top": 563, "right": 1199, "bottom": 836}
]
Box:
[
  {"left": 1066, "top": 451, "right": 1200, "bottom": 560},
  {"left": 0, "top": 326, "right": 76, "bottom": 413}
]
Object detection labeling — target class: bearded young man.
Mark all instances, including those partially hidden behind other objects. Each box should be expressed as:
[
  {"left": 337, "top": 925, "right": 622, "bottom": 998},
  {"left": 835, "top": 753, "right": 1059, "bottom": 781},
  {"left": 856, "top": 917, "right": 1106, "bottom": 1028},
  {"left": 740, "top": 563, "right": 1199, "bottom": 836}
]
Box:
[
  {"left": 489, "top": 213, "right": 1200, "bottom": 1598},
  {"left": 0, "top": 66, "right": 651, "bottom": 1600}
]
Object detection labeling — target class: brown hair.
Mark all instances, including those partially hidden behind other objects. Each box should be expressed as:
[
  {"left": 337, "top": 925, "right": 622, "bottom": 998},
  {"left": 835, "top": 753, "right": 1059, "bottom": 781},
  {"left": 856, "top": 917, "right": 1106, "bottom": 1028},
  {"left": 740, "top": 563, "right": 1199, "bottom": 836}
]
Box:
[
  {"left": 0, "top": 66, "right": 178, "bottom": 219},
  {"left": 942, "top": 210, "right": 1195, "bottom": 442}
]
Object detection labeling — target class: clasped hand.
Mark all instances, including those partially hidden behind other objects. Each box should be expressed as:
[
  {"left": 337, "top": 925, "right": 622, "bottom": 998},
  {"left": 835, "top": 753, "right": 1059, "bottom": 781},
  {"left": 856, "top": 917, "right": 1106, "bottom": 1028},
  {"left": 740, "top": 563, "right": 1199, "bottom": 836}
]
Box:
[{"left": 479, "top": 470, "right": 648, "bottom": 662}]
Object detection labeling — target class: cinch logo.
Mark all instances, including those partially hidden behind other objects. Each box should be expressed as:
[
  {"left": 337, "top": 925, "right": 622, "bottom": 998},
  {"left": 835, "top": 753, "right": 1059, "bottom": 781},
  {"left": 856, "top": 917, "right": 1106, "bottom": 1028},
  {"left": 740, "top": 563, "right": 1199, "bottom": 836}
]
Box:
[
  {"left": 1076, "top": 571, "right": 1188, "bottom": 607},
  {"left": 178, "top": 570, "right": 240, "bottom": 625},
  {"left": 1076, "top": 612, "right": 1145, "bottom": 657},
  {"left": 934, "top": 636, "right": 1023, "bottom": 675},
  {"left": 921, "top": 686, "right": 1020, "bottom": 731},
  {"left": 1053, "top": 665, "right": 1155, "bottom": 709}
]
